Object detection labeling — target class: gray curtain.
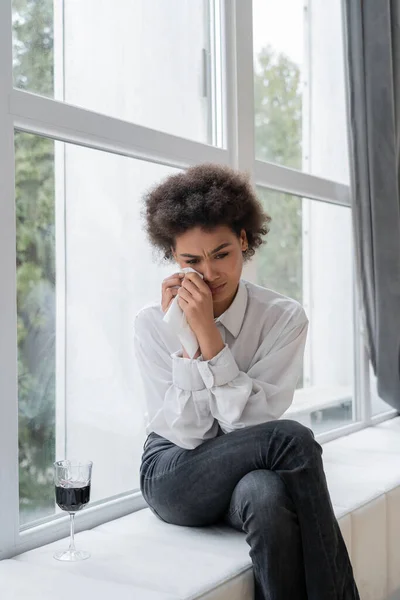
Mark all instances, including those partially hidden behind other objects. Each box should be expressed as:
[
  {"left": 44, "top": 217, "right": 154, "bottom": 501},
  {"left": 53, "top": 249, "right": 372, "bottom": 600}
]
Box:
[{"left": 343, "top": 0, "right": 400, "bottom": 410}]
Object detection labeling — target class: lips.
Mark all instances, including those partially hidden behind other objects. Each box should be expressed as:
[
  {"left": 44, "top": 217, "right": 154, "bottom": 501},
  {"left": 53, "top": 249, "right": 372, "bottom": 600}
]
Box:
[{"left": 210, "top": 283, "right": 226, "bottom": 293}]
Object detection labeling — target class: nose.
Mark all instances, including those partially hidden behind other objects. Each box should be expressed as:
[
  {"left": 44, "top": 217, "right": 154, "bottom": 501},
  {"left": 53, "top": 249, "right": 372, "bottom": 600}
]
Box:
[{"left": 201, "top": 260, "right": 220, "bottom": 284}]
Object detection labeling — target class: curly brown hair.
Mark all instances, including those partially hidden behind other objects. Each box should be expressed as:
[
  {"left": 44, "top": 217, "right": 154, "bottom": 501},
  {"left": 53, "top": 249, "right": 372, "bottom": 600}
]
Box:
[{"left": 142, "top": 163, "right": 271, "bottom": 262}]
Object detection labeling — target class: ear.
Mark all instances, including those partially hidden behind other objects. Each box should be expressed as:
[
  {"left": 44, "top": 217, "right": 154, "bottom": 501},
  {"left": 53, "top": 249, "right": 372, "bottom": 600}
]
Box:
[{"left": 240, "top": 229, "right": 248, "bottom": 252}]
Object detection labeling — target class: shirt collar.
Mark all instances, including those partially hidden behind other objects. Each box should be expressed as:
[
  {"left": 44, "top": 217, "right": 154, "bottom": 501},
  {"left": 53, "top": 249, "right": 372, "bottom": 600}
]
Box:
[{"left": 214, "top": 280, "right": 248, "bottom": 338}]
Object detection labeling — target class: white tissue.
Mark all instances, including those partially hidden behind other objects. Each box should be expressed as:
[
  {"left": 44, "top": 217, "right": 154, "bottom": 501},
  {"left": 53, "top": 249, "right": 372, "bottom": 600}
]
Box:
[{"left": 163, "top": 267, "right": 203, "bottom": 358}]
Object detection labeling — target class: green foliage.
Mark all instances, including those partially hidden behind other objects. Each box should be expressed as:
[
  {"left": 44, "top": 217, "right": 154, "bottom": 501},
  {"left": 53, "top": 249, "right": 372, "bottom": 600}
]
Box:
[
  {"left": 13, "top": 0, "right": 53, "bottom": 95},
  {"left": 16, "top": 130, "right": 56, "bottom": 524},
  {"left": 254, "top": 46, "right": 303, "bottom": 302},
  {"left": 254, "top": 46, "right": 302, "bottom": 169},
  {"left": 257, "top": 190, "right": 303, "bottom": 303},
  {"left": 13, "top": 0, "right": 55, "bottom": 524}
]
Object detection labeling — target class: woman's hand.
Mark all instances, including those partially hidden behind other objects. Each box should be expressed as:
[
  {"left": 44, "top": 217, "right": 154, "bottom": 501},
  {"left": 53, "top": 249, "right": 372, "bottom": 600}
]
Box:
[
  {"left": 177, "top": 272, "right": 215, "bottom": 337},
  {"left": 182, "top": 346, "right": 201, "bottom": 359},
  {"left": 161, "top": 272, "right": 184, "bottom": 313}
]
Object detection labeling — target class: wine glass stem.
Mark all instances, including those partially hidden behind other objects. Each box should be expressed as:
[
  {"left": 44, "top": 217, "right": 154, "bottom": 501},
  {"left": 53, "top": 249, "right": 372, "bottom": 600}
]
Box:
[{"left": 68, "top": 512, "right": 76, "bottom": 553}]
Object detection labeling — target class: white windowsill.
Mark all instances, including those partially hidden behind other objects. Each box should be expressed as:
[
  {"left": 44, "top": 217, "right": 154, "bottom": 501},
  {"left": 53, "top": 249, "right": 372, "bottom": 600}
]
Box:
[{"left": 3, "top": 409, "right": 398, "bottom": 562}]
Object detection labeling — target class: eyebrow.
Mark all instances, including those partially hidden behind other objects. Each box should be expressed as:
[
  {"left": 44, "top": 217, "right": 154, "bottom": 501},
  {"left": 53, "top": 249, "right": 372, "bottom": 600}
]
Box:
[{"left": 179, "top": 242, "right": 232, "bottom": 258}]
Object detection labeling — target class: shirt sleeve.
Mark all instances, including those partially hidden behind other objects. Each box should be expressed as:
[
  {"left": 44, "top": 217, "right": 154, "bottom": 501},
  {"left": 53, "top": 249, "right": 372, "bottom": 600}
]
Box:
[
  {"left": 134, "top": 312, "right": 217, "bottom": 449},
  {"left": 196, "top": 319, "right": 309, "bottom": 433}
]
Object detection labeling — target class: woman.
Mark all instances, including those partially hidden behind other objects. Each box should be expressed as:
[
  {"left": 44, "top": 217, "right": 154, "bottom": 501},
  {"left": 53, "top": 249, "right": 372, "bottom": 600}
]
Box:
[{"left": 134, "top": 164, "right": 359, "bottom": 600}]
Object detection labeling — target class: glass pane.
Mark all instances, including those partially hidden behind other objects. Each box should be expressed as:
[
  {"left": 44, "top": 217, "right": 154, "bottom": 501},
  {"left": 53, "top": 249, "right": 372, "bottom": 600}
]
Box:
[
  {"left": 12, "top": 0, "right": 219, "bottom": 145},
  {"left": 256, "top": 189, "right": 354, "bottom": 434},
  {"left": 253, "top": 0, "right": 349, "bottom": 183},
  {"left": 13, "top": 0, "right": 54, "bottom": 97},
  {"left": 16, "top": 131, "right": 180, "bottom": 529},
  {"left": 370, "top": 364, "right": 394, "bottom": 416},
  {"left": 16, "top": 132, "right": 56, "bottom": 527},
  {"left": 256, "top": 190, "right": 303, "bottom": 303}
]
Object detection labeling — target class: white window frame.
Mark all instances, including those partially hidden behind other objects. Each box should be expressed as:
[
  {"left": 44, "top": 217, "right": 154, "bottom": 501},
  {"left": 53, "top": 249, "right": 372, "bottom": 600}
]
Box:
[{"left": 0, "top": 0, "right": 396, "bottom": 560}]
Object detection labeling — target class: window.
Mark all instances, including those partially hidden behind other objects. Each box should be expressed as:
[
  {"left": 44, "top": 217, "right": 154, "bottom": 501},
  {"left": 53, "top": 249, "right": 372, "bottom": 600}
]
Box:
[
  {"left": 12, "top": 0, "right": 221, "bottom": 145},
  {"left": 15, "top": 131, "right": 180, "bottom": 528},
  {"left": 255, "top": 190, "right": 354, "bottom": 434},
  {"left": 253, "top": 0, "right": 349, "bottom": 183},
  {"left": 1, "top": 0, "right": 396, "bottom": 558}
]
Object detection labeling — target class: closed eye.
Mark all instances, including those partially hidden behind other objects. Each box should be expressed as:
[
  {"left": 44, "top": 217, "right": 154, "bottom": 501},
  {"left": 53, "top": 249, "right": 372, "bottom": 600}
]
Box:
[{"left": 185, "top": 253, "right": 229, "bottom": 265}]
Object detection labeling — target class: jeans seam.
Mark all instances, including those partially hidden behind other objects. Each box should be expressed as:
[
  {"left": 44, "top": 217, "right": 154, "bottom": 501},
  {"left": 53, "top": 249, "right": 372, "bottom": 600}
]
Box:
[
  {"left": 141, "top": 442, "right": 227, "bottom": 482},
  {"left": 146, "top": 500, "right": 166, "bottom": 522},
  {"left": 226, "top": 505, "right": 240, "bottom": 519},
  {"left": 144, "top": 421, "right": 284, "bottom": 482},
  {"left": 281, "top": 428, "right": 337, "bottom": 598}
]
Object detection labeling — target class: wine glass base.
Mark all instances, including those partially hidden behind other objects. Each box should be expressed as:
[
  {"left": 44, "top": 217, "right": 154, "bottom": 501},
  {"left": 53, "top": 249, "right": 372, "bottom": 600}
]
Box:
[{"left": 53, "top": 549, "right": 90, "bottom": 561}]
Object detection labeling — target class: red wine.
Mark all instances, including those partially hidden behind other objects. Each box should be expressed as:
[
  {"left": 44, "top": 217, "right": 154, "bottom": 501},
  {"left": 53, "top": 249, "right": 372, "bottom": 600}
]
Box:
[{"left": 55, "top": 483, "right": 91, "bottom": 512}]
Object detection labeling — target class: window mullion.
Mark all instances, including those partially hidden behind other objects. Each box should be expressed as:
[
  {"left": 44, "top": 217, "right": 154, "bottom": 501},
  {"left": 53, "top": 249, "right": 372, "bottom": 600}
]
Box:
[
  {"left": 10, "top": 89, "right": 230, "bottom": 170},
  {"left": 0, "top": 0, "right": 19, "bottom": 560},
  {"left": 255, "top": 160, "right": 351, "bottom": 207},
  {"left": 223, "top": 0, "right": 255, "bottom": 175},
  {"left": 223, "top": 0, "right": 256, "bottom": 281},
  {"left": 54, "top": 140, "right": 67, "bottom": 463}
]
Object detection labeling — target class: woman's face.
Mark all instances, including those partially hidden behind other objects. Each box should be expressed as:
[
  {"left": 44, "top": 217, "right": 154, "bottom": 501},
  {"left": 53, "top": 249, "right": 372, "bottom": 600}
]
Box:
[{"left": 172, "top": 225, "right": 248, "bottom": 316}]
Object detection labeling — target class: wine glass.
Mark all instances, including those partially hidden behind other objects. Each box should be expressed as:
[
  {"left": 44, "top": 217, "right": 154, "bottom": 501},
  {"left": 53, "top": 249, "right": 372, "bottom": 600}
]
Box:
[{"left": 53, "top": 459, "right": 93, "bottom": 561}]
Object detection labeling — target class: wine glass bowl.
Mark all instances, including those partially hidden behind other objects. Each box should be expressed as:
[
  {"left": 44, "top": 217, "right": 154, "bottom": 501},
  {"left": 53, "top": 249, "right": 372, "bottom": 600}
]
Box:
[{"left": 53, "top": 459, "right": 93, "bottom": 561}]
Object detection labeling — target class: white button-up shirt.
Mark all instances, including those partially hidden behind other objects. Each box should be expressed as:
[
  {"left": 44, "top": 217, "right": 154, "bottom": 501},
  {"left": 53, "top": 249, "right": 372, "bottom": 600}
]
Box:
[{"left": 134, "top": 279, "right": 308, "bottom": 449}]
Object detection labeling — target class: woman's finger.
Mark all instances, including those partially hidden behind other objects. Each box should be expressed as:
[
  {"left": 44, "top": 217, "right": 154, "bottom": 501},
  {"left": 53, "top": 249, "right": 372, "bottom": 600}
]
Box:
[
  {"left": 162, "top": 287, "right": 179, "bottom": 312},
  {"left": 181, "top": 277, "right": 202, "bottom": 299},
  {"left": 177, "top": 286, "right": 192, "bottom": 303},
  {"left": 167, "top": 287, "right": 179, "bottom": 298},
  {"left": 167, "top": 290, "right": 178, "bottom": 307},
  {"left": 183, "top": 272, "right": 209, "bottom": 294},
  {"left": 162, "top": 274, "right": 184, "bottom": 290},
  {"left": 177, "top": 296, "right": 189, "bottom": 310}
]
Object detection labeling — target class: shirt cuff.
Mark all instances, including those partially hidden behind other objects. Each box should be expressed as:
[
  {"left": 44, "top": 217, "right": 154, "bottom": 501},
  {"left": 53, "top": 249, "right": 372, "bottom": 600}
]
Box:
[
  {"left": 171, "top": 350, "right": 205, "bottom": 391},
  {"left": 197, "top": 344, "right": 240, "bottom": 389}
]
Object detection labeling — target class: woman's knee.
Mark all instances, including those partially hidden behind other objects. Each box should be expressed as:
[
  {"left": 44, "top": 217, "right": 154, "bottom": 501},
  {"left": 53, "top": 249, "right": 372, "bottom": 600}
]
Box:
[
  {"left": 275, "top": 419, "right": 322, "bottom": 459},
  {"left": 230, "top": 469, "right": 292, "bottom": 517},
  {"left": 277, "top": 418, "right": 314, "bottom": 439}
]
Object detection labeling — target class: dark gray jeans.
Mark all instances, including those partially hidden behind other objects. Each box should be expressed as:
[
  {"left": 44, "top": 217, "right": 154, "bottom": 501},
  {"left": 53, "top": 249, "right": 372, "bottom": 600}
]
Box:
[{"left": 140, "top": 419, "right": 360, "bottom": 600}]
